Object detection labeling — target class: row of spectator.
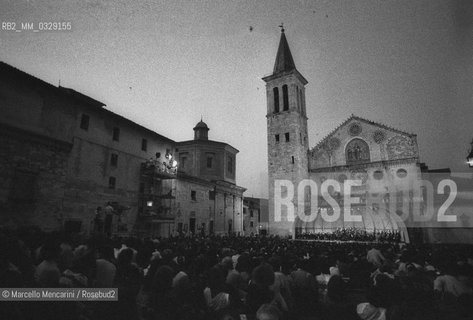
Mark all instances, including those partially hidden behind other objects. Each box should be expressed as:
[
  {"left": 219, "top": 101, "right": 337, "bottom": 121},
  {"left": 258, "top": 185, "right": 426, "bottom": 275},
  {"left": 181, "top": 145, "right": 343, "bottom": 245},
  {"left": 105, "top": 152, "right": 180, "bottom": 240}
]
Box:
[
  {"left": 297, "top": 228, "right": 402, "bottom": 243},
  {"left": 0, "top": 227, "right": 472, "bottom": 320}
]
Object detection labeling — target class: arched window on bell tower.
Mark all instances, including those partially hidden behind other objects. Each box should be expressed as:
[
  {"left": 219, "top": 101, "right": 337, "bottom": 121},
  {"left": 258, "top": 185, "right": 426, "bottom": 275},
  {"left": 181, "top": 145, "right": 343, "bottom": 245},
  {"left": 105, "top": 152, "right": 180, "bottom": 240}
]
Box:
[
  {"left": 273, "top": 87, "right": 279, "bottom": 113},
  {"left": 282, "top": 84, "right": 289, "bottom": 111},
  {"left": 300, "top": 88, "right": 306, "bottom": 116},
  {"left": 298, "top": 88, "right": 302, "bottom": 114}
]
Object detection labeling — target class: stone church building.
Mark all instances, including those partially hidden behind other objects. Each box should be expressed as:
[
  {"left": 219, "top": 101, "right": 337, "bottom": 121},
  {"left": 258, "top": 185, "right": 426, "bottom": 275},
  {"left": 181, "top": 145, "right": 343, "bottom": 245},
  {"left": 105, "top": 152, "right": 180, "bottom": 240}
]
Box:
[{"left": 264, "top": 29, "right": 428, "bottom": 242}]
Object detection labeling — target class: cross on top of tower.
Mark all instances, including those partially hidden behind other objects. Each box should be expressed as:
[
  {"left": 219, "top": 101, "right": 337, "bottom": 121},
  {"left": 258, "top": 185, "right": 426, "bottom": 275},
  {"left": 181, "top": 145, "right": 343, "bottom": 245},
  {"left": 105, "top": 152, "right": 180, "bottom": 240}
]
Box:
[{"left": 279, "top": 23, "right": 285, "bottom": 33}]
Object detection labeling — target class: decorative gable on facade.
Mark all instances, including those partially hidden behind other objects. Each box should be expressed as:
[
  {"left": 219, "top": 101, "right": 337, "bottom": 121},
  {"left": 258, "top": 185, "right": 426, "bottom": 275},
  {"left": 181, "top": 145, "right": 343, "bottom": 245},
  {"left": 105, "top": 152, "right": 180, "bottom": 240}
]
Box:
[{"left": 309, "top": 115, "right": 418, "bottom": 170}]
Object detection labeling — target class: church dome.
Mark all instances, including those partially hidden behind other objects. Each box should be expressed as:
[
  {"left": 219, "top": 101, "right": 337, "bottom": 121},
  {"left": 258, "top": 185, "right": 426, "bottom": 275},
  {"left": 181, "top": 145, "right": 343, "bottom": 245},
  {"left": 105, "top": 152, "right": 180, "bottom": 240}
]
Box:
[
  {"left": 193, "top": 119, "right": 209, "bottom": 140},
  {"left": 193, "top": 120, "right": 209, "bottom": 130}
]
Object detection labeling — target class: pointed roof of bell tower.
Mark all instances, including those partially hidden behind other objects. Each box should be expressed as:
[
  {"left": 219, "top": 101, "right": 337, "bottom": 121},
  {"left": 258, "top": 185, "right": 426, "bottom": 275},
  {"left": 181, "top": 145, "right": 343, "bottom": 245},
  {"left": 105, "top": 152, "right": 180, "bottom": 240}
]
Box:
[
  {"left": 263, "top": 26, "right": 307, "bottom": 84},
  {"left": 273, "top": 26, "right": 296, "bottom": 74}
]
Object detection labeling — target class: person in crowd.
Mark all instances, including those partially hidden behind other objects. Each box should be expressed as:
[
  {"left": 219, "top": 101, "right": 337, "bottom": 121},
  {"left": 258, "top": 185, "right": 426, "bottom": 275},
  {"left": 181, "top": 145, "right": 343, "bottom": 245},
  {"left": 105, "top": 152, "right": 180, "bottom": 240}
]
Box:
[
  {"left": 151, "top": 264, "right": 175, "bottom": 320},
  {"left": 60, "top": 244, "right": 92, "bottom": 287},
  {"left": 1, "top": 227, "right": 473, "bottom": 320},
  {"left": 58, "top": 236, "right": 74, "bottom": 272},
  {"left": 114, "top": 247, "right": 143, "bottom": 320},
  {"left": 367, "top": 245, "right": 385, "bottom": 268},
  {"left": 392, "top": 263, "right": 439, "bottom": 320},
  {"left": 246, "top": 263, "right": 277, "bottom": 315},
  {"left": 255, "top": 303, "right": 282, "bottom": 320},
  {"left": 357, "top": 273, "right": 401, "bottom": 320},
  {"left": 434, "top": 262, "right": 473, "bottom": 299},
  {"left": 104, "top": 202, "right": 115, "bottom": 237},
  {"left": 95, "top": 245, "right": 116, "bottom": 287},
  {"left": 289, "top": 258, "right": 319, "bottom": 317},
  {"left": 268, "top": 256, "right": 292, "bottom": 312},
  {"left": 35, "top": 238, "right": 61, "bottom": 287},
  {"left": 94, "top": 206, "right": 104, "bottom": 234},
  {"left": 320, "top": 275, "right": 358, "bottom": 320},
  {"left": 203, "top": 265, "right": 238, "bottom": 318},
  {"left": 0, "top": 233, "right": 30, "bottom": 320},
  {"left": 235, "top": 253, "right": 252, "bottom": 292}
]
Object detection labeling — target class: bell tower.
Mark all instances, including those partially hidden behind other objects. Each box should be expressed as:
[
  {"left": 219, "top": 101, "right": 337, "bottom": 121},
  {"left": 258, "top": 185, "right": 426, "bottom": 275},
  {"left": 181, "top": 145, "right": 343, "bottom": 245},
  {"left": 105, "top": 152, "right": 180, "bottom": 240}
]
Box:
[{"left": 263, "top": 27, "right": 309, "bottom": 236}]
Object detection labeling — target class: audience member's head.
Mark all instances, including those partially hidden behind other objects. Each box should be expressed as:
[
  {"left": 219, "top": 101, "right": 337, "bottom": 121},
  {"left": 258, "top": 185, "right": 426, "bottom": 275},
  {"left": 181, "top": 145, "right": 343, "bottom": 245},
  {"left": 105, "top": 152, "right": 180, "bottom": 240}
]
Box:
[
  {"left": 252, "top": 263, "right": 275, "bottom": 287},
  {"left": 206, "top": 265, "right": 226, "bottom": 293},
  {"left": 236, "top": 253, "right": 251, "bottom": 273},
  {"left": 327, "top": 275, "right": 346, "bottom": 302},
  {"left": 267, "top": 256, "right": 282, "bottom": 273},
  {"left": 152, "top": 265, "right": 174, "bottom": 294},
  {"left": 357, "top": 302, "right": 385, "bottom": 320},
  {"left": 221, "top": 256, "right": 234, "bottom": 272},
  {"left": 256, "top": 303, "right": 282, "bottom": 320},
  {"left": 98, "top": 245, "right": 115, "bottom": 261},
  {"left": 40, "top": 239, "right": 61, "bottom": 261},
  {"left": 117, "top": 248, "right": 134, "bottom": 267},
  {"left": 367, "top": 273, "right": 400, "bottom": 308}
]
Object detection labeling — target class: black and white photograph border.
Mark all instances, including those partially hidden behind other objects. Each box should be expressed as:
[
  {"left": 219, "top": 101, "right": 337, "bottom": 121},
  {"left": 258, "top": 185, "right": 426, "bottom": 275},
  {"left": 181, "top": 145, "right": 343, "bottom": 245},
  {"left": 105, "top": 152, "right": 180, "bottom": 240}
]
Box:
[{"left": 1, "top": 1, "right": 473, "bottom": 320}]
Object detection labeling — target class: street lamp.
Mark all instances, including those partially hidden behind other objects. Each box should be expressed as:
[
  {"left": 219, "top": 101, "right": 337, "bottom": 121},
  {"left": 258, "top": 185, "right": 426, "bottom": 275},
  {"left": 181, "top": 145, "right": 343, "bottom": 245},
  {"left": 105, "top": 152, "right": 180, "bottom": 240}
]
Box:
[{"left": 467, "top": 140, "right": 473, "bottom": 168}]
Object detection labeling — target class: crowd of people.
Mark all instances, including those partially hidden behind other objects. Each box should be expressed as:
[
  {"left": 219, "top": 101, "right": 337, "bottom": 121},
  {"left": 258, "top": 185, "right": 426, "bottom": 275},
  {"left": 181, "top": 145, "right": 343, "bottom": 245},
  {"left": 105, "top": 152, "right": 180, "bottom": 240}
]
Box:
[
  {"left": 0, "top": 226, "right": 472, "bottom": 320},
  {"left": 297, "top": 228, "right": 402, "bottom": 243}
]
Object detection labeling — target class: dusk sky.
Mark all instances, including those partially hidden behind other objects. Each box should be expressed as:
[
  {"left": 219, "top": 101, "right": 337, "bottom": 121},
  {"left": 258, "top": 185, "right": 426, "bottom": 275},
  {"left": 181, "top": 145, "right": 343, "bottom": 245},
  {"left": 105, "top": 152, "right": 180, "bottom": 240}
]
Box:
[{"left": 1, "top": 0, "right": 472, "bottom": 198}]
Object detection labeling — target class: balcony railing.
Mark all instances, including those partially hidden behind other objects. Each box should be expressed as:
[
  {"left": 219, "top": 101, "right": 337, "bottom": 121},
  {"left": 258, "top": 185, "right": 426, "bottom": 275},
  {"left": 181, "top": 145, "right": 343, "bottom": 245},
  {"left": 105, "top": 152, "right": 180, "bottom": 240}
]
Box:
[{"left": 141, "top": 160, "right": 177, "bottom": 179}]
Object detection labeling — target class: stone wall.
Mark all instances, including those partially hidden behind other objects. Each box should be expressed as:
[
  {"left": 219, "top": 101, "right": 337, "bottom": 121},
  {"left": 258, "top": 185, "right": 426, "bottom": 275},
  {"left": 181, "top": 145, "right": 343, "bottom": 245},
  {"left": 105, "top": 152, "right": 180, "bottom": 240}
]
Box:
[
  {"left": 0, "top": 126, "right": 71, "bottom": 231},
  {"left": 266, "top": 73, "right": 309, "bottom": 237},
  {"left": 174, "top": 179, "right": 215, "bottom": 234},
  {"left": 174, "top": 179, "right": 244, "bottom": 235}
]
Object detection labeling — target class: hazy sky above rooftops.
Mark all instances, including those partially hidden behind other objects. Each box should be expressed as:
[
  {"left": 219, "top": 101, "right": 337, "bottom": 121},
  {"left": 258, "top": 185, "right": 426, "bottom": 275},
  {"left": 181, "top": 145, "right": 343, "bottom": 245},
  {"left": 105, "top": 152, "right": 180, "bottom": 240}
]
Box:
[{"left": 1, "top": 0, "right": 472, "bottom": 198}]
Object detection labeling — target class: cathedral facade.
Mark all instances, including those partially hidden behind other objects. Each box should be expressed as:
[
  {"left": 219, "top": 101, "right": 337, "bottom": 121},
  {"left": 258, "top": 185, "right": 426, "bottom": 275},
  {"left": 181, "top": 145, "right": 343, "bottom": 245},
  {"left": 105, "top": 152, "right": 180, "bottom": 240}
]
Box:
[{"left": 264, "top": 30, "right": 422, "bottom": 242}]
